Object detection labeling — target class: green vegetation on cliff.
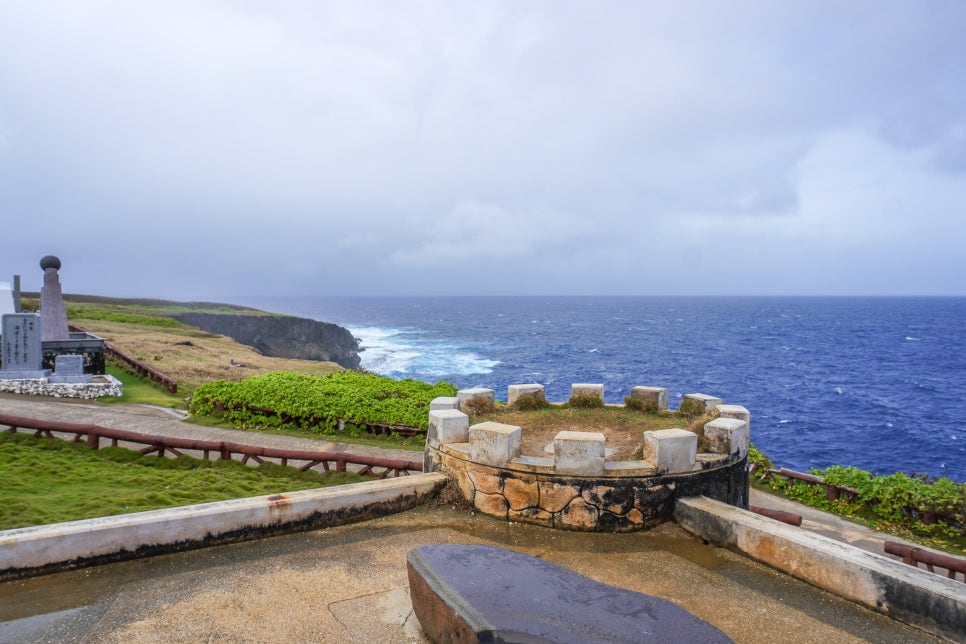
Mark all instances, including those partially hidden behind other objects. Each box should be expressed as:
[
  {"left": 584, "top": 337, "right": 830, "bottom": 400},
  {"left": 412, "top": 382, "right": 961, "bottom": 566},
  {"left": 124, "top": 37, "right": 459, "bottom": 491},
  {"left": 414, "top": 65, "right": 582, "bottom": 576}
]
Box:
[
  {"left": 190, "top": 371, "right": 457, "bottom": 435},
  {"left": 749, "top": 448, "right": 966, "bottom": 553}
]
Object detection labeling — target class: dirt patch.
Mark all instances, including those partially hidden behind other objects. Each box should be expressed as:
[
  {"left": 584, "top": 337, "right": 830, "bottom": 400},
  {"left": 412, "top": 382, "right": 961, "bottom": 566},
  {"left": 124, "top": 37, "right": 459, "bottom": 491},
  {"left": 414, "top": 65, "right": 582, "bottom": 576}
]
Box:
[{"left": 74, "top": 319, "right": 341, "bottom": 394}]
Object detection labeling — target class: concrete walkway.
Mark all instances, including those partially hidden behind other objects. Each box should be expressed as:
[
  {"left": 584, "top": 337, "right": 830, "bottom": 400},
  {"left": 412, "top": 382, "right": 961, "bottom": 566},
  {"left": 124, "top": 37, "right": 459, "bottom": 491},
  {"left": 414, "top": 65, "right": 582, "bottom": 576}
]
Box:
[{"left": 0, "top": 393, "right": 421, "bottom": 465}]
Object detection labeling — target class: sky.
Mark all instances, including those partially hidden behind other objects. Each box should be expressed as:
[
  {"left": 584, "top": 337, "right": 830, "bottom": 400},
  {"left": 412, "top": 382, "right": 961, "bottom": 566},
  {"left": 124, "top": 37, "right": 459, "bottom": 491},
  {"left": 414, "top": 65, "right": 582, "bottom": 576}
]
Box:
[{"left": 1, "top": 1, "right": 965, "bottom": 299}]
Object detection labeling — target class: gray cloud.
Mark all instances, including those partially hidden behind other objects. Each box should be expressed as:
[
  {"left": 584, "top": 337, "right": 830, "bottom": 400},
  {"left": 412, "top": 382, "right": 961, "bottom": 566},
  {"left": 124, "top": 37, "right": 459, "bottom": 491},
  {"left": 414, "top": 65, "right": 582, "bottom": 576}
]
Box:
[{"left": 1, "top": 1, "right": 964, "bottom": 297}]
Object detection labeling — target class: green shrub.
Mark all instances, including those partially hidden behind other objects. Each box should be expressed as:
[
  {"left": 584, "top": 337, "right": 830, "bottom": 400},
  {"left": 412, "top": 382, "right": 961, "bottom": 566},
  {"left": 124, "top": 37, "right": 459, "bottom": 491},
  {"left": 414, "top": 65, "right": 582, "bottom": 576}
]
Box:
[
  {"left": 567, "top": 394, "right": 604, "bottom": 409},
  {"left": 190, "top": 371, "right": 457, "bottom": 433},
  {"left": 511, "top": 392, "right": 549, "bottom": 411}
]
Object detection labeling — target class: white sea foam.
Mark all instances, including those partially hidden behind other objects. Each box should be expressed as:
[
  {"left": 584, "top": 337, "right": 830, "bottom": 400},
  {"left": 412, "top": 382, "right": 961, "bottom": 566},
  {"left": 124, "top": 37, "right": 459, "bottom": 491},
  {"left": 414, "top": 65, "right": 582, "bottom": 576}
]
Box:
[
  {"left": 905, "top": 336, "right": 920, "bottom": 341},
  {"left": 350, "top": 326, "right": 499, "bottom": 378}
]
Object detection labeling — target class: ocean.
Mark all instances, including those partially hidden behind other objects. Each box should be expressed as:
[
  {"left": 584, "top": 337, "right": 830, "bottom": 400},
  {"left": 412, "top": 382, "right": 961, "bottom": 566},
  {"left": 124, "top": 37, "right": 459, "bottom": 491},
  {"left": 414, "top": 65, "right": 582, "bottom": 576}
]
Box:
[{"left": 238, "top": 296, "right": 966, "bottom": 482}]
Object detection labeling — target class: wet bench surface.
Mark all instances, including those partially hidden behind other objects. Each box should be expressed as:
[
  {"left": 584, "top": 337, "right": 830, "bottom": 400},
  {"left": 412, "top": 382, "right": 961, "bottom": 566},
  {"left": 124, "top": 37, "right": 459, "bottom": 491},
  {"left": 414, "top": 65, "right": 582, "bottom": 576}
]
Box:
[{"left": 407, "top": 544, "right": 732, "bottom": 643}]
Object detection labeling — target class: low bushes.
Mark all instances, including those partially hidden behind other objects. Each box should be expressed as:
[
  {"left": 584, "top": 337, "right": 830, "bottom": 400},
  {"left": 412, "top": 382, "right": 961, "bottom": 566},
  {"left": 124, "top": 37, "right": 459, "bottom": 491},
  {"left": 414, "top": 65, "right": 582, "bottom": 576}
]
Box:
[
  {"left": 190, "top": 371, "right": 457, "bottom": 435},
  {"left": 755, "top": 459, "right": 966, "bottom": 542}
]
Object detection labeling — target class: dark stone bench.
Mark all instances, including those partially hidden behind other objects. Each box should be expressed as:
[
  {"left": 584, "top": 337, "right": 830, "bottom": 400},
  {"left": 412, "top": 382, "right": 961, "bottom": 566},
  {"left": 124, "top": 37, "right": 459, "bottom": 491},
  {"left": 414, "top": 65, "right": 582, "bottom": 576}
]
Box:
[{"left": 407, "top": 544, "right": 732, "bottom": 643}]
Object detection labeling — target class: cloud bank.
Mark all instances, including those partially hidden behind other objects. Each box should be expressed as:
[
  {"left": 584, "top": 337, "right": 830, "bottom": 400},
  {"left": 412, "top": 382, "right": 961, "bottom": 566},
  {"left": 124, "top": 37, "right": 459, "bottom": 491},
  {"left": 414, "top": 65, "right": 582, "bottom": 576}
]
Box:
[{"left": 1, "top": 1, "right": 964, "bottom": 297}]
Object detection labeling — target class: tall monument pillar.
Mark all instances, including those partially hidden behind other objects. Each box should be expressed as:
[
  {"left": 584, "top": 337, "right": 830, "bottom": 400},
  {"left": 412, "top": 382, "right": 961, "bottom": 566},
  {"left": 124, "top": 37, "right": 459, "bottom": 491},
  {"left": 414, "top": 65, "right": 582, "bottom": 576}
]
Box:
[{"left": 40, "top": 255, "right": 70, "bottom": 341}]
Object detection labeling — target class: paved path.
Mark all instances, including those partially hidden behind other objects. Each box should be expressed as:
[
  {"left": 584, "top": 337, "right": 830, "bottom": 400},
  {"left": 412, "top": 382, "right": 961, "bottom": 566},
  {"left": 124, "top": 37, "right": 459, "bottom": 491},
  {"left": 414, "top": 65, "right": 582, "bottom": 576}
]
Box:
[{"left": 0, "top": 393, "right": 421, "bottom": 465}]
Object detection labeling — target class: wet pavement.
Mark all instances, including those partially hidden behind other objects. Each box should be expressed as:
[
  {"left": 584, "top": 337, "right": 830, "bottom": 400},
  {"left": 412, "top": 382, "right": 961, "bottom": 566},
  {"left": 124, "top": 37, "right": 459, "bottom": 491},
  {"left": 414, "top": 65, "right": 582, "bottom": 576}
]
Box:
[
  {"left": 0, "top": 505, "right": 941, "bottom": 643},
  {"left": 0, "top": 394, "right": 950, "bottom": 642}
]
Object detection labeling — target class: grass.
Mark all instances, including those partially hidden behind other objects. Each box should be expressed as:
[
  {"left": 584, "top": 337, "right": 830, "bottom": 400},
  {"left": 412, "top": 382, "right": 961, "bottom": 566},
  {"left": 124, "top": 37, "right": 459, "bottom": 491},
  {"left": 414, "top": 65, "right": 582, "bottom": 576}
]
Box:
[
  {"left": 478, "top": 404, "right": 688, "bottom": 432},
  {"left": 0, "top": 431, "right": 372, "bottom": 530},
  {"left": 101, "top": 366, "right": 186, "bottom": 408},
  {"left": 475, "top": 404, "right": 694, "bottom": 460}
]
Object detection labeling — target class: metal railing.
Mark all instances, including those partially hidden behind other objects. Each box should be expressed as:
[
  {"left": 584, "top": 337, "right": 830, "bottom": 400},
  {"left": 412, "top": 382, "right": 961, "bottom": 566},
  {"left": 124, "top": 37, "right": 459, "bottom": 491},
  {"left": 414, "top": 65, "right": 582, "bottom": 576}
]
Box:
[
  {"left": 762, "top": 467, "right": 860, "bottom": 502},
  {"left": 216, "top": 401, "right": 427, "bottom": 437},
  {"left": 884, "top": 541, "right": 966, "bottom": 582},
  {"left": 0, "top": 413, "right": 422, "bottom": 478}
]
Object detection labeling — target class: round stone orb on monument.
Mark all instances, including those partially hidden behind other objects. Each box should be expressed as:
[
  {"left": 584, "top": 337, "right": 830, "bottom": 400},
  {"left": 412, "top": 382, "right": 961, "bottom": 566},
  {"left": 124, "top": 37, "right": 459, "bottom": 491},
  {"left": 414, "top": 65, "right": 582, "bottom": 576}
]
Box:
[{"left": 40, "top": 255, "right": 62, "bottom": 271}]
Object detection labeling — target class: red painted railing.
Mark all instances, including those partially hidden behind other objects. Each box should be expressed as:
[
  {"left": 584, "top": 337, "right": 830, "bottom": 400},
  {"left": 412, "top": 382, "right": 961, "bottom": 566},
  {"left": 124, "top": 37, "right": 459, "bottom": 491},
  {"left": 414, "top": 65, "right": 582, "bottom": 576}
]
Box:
[
  {"left": 884, "top": 541, "right": 966, "bottom": 582},
  {"left": 0, "top": 414, "right": 422, "bottom": 478},
  {"left": 763, "top": 468, "right": 860, "bottom": 502}
]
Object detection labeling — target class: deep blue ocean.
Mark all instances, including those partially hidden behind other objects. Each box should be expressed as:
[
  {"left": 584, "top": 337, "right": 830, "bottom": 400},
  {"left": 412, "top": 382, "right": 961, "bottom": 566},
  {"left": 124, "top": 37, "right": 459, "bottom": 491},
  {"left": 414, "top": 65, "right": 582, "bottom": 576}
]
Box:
[{"left": 238, "top": 296, "right": 965, "bottom": 482}]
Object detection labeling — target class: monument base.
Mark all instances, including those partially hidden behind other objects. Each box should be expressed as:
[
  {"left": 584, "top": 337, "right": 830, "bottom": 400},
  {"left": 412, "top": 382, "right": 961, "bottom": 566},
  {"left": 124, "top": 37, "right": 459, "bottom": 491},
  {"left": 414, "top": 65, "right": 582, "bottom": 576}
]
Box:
[
  {"left": 49, "top": 374, "right": 92, "bottom": 384},
  {"left": 0, "top": 370, "right": 52, "bottom": 380}
]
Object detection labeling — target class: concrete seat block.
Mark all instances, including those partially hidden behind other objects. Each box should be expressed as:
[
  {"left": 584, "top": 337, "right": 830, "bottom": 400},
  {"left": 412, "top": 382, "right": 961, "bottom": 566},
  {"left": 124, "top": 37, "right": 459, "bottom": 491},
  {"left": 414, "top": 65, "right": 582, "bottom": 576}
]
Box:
[
  {"left": 682, "top": 393, "right": 724, "bottom": 413},
  {"left": 553, "top": 430, "right": 606, "bottom": 475},
  {"left": 704, "top": 418, "right": 749, "bottom": 458},
  {"left": 571, "top": 383, "right": 603, "bottom": 400},
  {"left": 469, "top": 421, "right": 521, "bottom": 467},
  {"left": 717, "top": 404, "right": 751, "bottom": 434},
  {"left": 407, "top": 544, "right": 732, "bottom": 643},
  {"left": 456, "top": 388, "right": 495, "bottom": 413},
  {"left": 507, "top": 383, "right": 545, "bottom": 405},
  {"left": 427, "top": 409, "right": 470, "bottom": 446},
  {"left": 629, "top": 386, "right": 668, "bottom": 411},
  {"left": 643, "top": 428, "right": 697, "bottom": 474},
  {"left": 429, "top": 396, "right": 459, "bottom": 411}
]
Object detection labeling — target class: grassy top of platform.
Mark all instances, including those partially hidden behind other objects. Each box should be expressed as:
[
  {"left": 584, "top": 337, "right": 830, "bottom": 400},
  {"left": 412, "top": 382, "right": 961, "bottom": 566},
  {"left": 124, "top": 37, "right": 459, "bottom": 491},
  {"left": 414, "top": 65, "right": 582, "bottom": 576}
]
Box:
[{"left": 472, "top": 400, "right": 712, "bottom": 461}]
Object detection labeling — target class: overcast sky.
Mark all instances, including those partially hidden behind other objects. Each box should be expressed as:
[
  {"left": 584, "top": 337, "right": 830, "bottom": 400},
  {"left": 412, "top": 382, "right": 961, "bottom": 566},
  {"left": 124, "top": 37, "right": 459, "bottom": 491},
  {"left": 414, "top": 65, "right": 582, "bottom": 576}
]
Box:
[{"left": 2, "top": 1, "right": 964, "bottom": 299}]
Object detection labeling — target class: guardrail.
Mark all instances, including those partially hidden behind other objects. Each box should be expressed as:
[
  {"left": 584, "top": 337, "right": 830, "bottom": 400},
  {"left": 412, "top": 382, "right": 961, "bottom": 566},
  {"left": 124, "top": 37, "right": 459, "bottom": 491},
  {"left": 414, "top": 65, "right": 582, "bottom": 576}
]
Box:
[
  {"left": 762, "top": 468, "right": 860, "bottom": 502},
  {"left": 0, "top": 414, "right": 422, "bottom": 478},
  {"left": 749, "top": 504, "right": 803, "bottom": 526},
  {"left": 884, "top": 541, "right": 966, "bottom": 582},
  {"left": 215, "top": 401, "right": 427, "bottom": 438},
  {"left": 104, "top": 343, "right": 179, "bottom": 394}
]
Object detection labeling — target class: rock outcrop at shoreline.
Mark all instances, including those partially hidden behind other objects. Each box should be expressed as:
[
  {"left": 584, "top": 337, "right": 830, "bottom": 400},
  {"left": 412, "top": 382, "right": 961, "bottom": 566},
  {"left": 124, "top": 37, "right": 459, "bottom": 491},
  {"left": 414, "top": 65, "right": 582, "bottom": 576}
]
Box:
[{"left": 176, "top": 312, "right": 361, "bottom": 369}]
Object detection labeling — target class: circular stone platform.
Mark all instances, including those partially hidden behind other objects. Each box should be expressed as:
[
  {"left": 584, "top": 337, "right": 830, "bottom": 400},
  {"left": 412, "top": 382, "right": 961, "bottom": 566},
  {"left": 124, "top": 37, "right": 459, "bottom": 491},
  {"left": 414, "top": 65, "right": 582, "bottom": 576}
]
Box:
[{"left": 424, "top": 385, "right": 751, "bottom": 532}]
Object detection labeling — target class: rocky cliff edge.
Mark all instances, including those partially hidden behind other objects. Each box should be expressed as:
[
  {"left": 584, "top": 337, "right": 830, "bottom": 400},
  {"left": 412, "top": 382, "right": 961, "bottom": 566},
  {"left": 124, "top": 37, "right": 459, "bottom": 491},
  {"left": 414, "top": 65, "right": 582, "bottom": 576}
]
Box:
[{"left": 176, "top": 312, "right": 361, "bottom": 370}]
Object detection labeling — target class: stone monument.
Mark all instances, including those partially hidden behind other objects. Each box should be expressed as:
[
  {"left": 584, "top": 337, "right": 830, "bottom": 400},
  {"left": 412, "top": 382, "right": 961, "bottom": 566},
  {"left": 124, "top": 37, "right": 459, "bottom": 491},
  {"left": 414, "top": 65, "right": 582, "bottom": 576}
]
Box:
[
  {"left": 40, "top": 255, "right": 70, "bottom": 341},
  {"left": 0, "top": 313, "right": 52, "bottom": 379},
  {"left": 49, "top": 354, "right": 92, "bottom": 384}
]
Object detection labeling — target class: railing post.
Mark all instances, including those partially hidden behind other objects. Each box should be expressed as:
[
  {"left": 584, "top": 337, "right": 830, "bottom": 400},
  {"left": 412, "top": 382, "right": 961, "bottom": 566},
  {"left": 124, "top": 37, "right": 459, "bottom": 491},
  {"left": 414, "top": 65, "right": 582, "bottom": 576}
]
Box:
[
  {"left": 220, "top": 443, "right": 230, "bottom": 460},
  {"left": 87, "top": 432, "right": 99, "bottom": 449}
]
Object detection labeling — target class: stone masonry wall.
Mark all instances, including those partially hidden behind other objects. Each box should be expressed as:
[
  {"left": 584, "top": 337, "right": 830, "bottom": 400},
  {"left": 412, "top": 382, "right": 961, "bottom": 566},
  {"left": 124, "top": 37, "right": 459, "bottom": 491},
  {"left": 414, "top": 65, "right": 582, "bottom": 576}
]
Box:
[
  {"left": 0, "top": 375, "right": 123, "bottom": 399},
  {"left": 425, "top": 384, "right": 751, "bottom": 532}
]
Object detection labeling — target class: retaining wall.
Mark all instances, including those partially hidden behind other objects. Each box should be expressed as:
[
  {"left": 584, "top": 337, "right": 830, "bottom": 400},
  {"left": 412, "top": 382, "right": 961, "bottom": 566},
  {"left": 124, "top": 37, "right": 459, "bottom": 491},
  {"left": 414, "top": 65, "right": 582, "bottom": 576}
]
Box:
[
  {"left": 0, "top": 374, "right": 122, "bottom": 399},
  {"left": 675, "top": 495, "right": 966, "bottom": 642},
  {"left": 0, "top": 473, "right": 448, "bottom": 580}
]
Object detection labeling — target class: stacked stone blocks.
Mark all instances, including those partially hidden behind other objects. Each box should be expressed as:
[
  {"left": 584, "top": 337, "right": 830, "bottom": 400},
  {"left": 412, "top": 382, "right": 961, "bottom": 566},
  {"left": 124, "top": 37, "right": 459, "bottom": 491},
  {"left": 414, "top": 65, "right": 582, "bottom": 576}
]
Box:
[
  {"left": 643, "top": 428, "right": 697, "bottom": 475},
  {"left": 507, "top": 384, "right": 545, "bottom": 406},
  {"left": 629, "top": 386, "right": 668, "bottom": 411}
]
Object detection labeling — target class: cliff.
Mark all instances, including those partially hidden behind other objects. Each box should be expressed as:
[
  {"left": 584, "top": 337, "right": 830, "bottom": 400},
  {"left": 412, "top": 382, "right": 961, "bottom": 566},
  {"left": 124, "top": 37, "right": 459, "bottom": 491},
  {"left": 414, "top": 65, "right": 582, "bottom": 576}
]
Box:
[{"left": 176, "top": 312, "right": 361, "bottom": 369}]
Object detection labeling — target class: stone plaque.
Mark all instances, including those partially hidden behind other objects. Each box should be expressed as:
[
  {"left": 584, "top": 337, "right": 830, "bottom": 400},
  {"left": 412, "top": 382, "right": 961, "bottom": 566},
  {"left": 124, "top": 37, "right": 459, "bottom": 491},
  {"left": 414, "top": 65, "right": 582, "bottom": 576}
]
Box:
[
  {"left": 49, "top": 353, "right": 91, "bottom": 384},
  {"left": 1, "top": 313, "right": 51, "bottom": 378}
]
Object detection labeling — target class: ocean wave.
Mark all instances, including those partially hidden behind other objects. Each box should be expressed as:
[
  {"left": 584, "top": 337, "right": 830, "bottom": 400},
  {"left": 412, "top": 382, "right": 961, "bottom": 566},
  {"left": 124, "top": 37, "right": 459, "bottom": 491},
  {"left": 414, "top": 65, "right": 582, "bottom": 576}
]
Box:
[{"left": 350, "top": 326, "right": 500, "bottom": 378}]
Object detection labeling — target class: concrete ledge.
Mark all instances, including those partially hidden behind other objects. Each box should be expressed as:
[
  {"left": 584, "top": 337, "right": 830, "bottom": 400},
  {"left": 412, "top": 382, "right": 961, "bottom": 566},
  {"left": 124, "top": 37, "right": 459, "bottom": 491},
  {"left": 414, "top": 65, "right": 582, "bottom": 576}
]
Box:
[
  {"left": 0, "top": 473, "right": 449, "bottom": 581},
  {"left": 674, "top": 496, "right": 965, "bottom": 641}
]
